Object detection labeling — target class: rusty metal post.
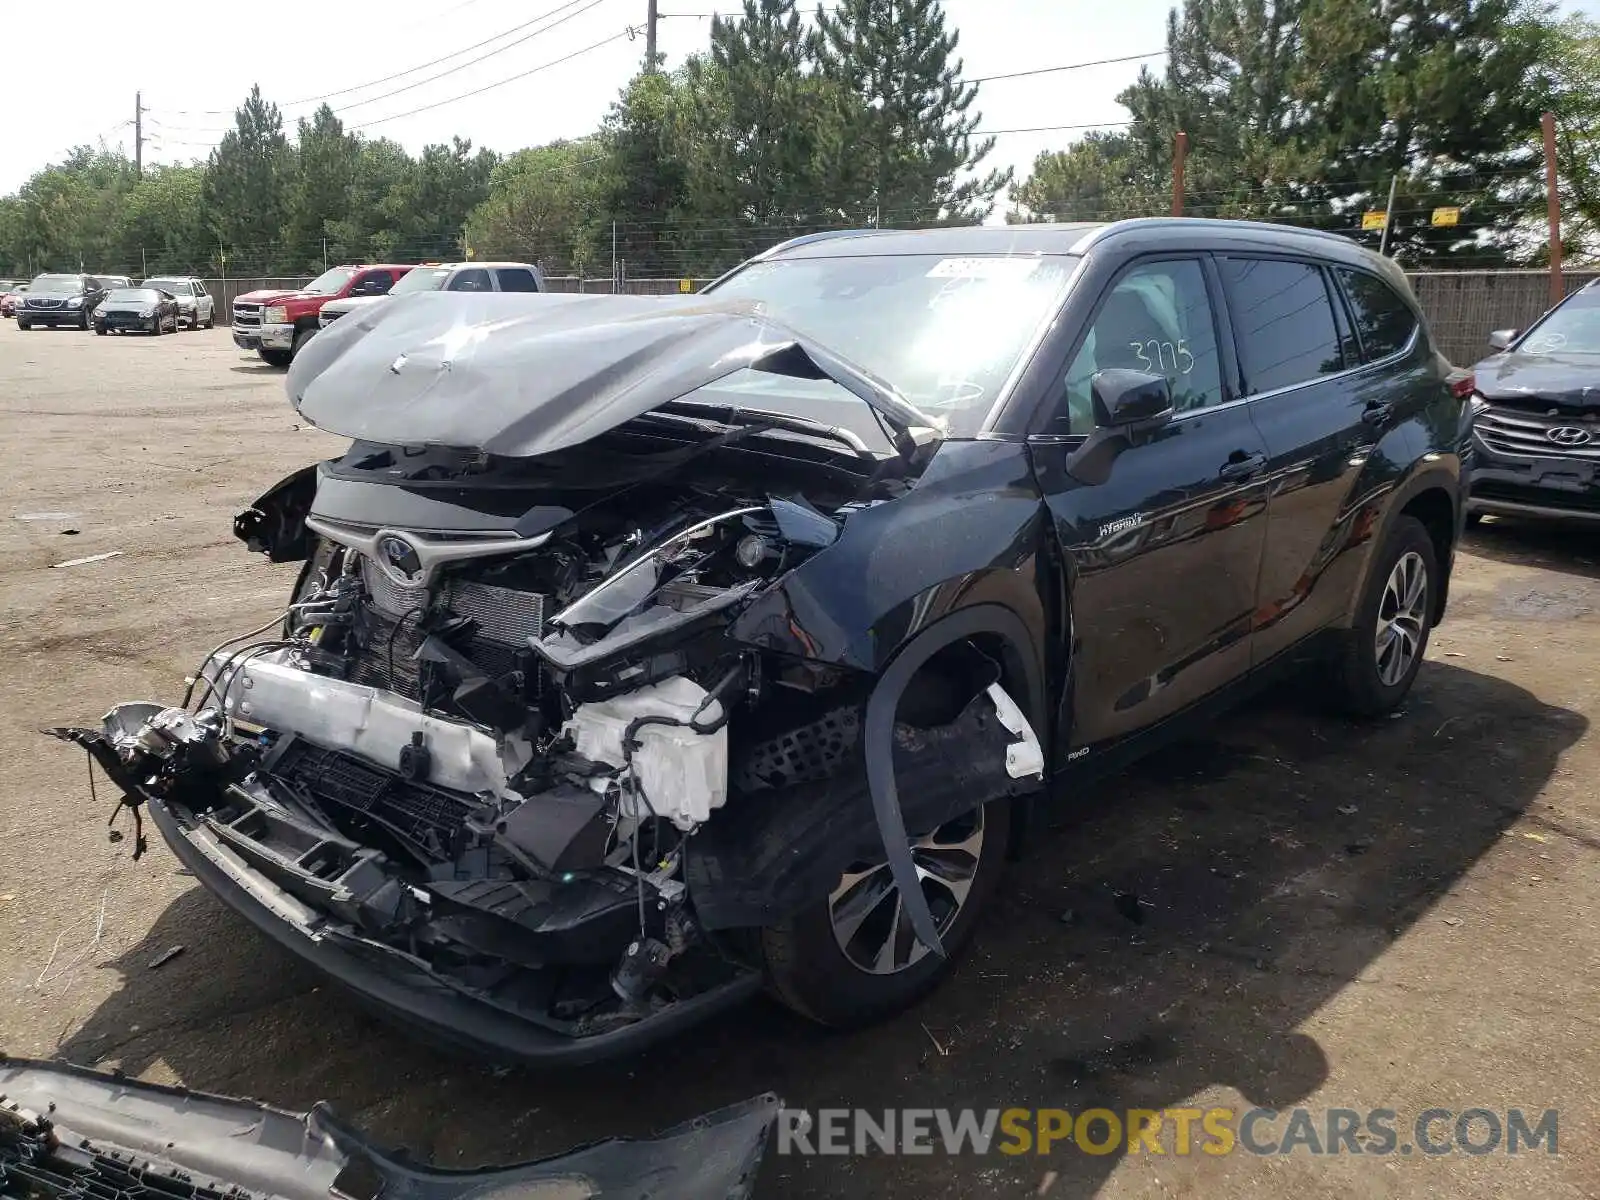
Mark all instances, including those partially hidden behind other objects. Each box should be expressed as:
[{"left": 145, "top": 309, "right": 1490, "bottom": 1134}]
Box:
[
  {"left": 1171, "top": 131, "right": 1189, "bottom": 217},
  {"left": 1542, "top": 112, "right": 1563, "bottom": 306}
]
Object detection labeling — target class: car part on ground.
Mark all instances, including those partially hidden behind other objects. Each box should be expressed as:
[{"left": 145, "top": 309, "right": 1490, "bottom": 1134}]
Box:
[
  {"left": 51, "top": 218, "right": 1465, "bottom": 1064},
  {"left": 1467, "top": 278, "right": 1600, "bottom": 524},
  {"left": 0, "top": 1056, "right": 777, "bottom": 1200}
]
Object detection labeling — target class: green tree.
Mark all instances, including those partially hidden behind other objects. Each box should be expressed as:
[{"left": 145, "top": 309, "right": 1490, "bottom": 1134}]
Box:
[
  {"left": 119, "top": 164, "right": 210, "bottom": 275},
  {"left": 685, "top": 0, "right": 848, "bottom": 258},
  {"left": 283, "top": 104, "right": 360, "bottom": 271},
  {"left": 465, "top": 139, "right": 606, "bottom": 273},
  {"left": 596, "top": 67, "right": 701, "bottom": 276},
  {"left": 382, "top": 137, "right": 499, "bottom": 260},
  {"left": 1008, "top": 132, "right": 1158, "bottom": 223},
  {"left": 203, "top": 86, "right": 295, "bottom": 271},
  {"left": 326, "top": 138, "right": 417, "bottom": 261},
  {"left": 810, "top": 0, "right": 1008, "bottom": 223},
  {"left": 1537, "top": 15, "right": 1600, "bottom": 256}
]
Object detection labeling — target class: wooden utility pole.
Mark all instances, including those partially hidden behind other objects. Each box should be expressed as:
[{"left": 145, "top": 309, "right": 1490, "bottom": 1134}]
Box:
[
  {"left": 1171, "top": 131, "right": 1188, "bottom": 217},
  {"left": 1542, "top": 111, "right": 1563, "bottom": 306},
  {"left": 135, "top": 91, "right": 144, "bottom": 177},
  {"left": 645, "top": 0, "right": 659, "bottom": 68}
]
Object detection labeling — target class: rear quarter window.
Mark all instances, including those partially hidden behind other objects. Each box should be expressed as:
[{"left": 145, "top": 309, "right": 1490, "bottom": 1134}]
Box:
[{"left": 1336, "top": 268, "right": 1418, "bottom": 361}]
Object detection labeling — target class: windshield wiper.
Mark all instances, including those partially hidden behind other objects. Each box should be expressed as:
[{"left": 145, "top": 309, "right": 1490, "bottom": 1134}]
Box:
[{"left": 652, "top": 400, "right": 879, "bottom": 461}]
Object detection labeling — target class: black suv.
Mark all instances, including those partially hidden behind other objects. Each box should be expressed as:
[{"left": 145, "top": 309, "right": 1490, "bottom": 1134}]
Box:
[
  {"left": 62, "top": 219, "right": 1469, "bottom": 1064},
  {"left": 1467, "top": 278, "right": 1600, "bottom": 523},
  {"left": 17, "top": 273, "right": 109, "bottom": 330}
]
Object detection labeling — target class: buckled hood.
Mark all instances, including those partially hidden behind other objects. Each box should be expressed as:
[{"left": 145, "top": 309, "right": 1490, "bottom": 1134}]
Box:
[
  {"left": 284, "top": 291, "right": 940, "bottom": 458},
  {"left": 1474, "top": 350, "right": 1600, "bottom": 410}
]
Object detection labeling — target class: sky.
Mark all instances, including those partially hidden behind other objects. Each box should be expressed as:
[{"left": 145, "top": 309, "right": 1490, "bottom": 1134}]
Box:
[
  {"left": 1, "top": 0, "right": 1176, "bottom": 213},
  {"left": 4, "top": 0, "right": 1594, "bottom": 215}
]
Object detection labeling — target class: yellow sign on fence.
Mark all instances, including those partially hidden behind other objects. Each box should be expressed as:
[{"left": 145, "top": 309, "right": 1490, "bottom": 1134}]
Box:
[
  {"left": 1432, "top": 206, "right": 1461, "bottom": 227},
  {"left": 679, "top": 278, "right": 694, "bottom": 293},
  {"left": 1361, "top": 211, "right": 1388, "bottom": 231}
]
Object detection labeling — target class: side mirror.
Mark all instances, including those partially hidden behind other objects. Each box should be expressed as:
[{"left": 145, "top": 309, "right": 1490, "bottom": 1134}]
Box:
[
  {"left": 1091, "top": 369, "right": 1174, "bottom": 430},
  {"left": 1488, "top": 329, "right": 1518, "bottom": 352}
]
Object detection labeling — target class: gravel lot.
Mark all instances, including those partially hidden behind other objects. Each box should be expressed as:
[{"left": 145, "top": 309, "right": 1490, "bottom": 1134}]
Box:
[{"left": 3, "top": 320, "right": 1599, "bottom": 1198}]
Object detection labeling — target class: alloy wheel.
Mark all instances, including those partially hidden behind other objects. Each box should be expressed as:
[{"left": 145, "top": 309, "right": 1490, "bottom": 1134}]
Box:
[
  {"left": 1374, "top": 550, "right": 1428, "bottom": 687},
  {"left": 827, "top": 807, "right": 985, "bottom": 975}
]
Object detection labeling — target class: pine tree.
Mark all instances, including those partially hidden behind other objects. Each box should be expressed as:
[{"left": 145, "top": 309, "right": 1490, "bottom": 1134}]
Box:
[
  {"left": 202, "top": 86, "right": 294, "bottom": 272},
  {"left": 283, "top": 105, "right": 359, "bottom": 271},
  {"left": 810, "top": 0, "right": 1008, "bottom": 224},
  {"left": 692, "top": 0, "right": 827, "bottom": 251}
]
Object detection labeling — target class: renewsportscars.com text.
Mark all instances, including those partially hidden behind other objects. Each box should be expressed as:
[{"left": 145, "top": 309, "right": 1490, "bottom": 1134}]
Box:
[{"left": 776, "top": 1106, "right": 1558, "bottom": 1157}]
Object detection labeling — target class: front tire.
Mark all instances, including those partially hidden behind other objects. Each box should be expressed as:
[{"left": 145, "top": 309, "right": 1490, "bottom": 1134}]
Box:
[
  {"left": 17, "top": 319, "right": 30, "bottom": 330},
  {"left": 259, "top": 347, "right": 292, "bottom": 368},
  {"left": 290, "top": 325, "right": 314, "bottom": 361},
  {"left": 759, "top": 797, "right": 1011, "bottom": 1028},
  {"left": 1328, "top": 514, "right": 1438, "bottom": 717}
]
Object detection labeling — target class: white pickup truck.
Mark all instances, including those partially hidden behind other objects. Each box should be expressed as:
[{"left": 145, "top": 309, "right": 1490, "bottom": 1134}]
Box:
[{"left": 318, "top": 261, "right": 546, "bottom": 329}]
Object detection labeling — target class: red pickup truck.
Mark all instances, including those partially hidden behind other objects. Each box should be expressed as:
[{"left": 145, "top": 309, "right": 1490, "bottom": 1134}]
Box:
[{"left": 232, "top": 264, "right": 415, "bottom": 366}]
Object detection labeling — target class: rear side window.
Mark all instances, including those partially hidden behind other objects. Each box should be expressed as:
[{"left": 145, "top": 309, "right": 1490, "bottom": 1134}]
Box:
[
  {"left": 1220, "top": 258, "right": 1344, "bottom": 394},
  {"left": 494, "top": 267, "right": 540, "bottom": 292},
  {"left": 1336, "top": 268, "right": 1417, "bottom": 361},
  {"left": 448, "top": 268, "right": 492, "bottom": 292}
]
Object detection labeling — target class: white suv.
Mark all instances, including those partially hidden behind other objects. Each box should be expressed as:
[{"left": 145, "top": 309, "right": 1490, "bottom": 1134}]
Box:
[
  {"left": 319, "top": 261, "right": 545, "bottom": 329},
  {"left": 141, "top": 277, "right": 216, "bottom": 330}
]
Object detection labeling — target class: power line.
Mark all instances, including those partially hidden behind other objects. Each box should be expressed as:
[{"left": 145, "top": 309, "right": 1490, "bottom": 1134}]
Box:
[
  {"left": 351, "top": 28, "right": 639, "bottom": 129},
  {"left": 969, "top": 50, "right": 1164, "bottom": 85},
  {"left": 286, "top": 0, "right": 609, "bottom": 108},
  {"left": 975, "top": 120, "right": 1134, "bottom": 135},
  {"left": 331, "top": 0, "right": 612, "bottom": 114}
]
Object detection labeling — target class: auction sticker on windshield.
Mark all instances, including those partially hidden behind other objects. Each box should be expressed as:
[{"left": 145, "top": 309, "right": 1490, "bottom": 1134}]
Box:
[{"left": 925, "top": 257, "right": 1042, "bottom": 281}]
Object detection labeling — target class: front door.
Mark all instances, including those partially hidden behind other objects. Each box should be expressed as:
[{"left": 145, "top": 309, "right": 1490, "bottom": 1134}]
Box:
[{"left": 1029, "top": 257, "right": 1271, "bottom": 756}]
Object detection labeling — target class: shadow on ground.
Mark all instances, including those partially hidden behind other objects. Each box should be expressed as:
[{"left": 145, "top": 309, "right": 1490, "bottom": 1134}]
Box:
[
  {"left": 55, "top": 662, "right": 1583, "bottom": 1197},
  {"left": 1465, "top": 516, "right": 1600, "bottom": 579},
  {"left": 228, "top": 363, "right": 284, "bottom": 375}
]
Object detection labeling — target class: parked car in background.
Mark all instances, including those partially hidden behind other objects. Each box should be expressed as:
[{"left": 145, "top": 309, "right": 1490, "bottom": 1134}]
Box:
[
  {"left": 66, "top": 220, "right": 1470, "bottom": 1063},
  {"left": 96, "top": 275, "right": 132, "bottom": 290},
  {"left": 16, "top": 273, "right": 108, "bottom": 330},
  {"left": 94, "top": 287, "right": 181, "bottom": 335},
  {"left": 318, "top": 261, "right": 545, "bottom": 329},
  {"left": 234, "top": 264, "right": 415, "bottom": 366},
  {"left": 141, "top": 276, "right": 215, "bottom": 329},
  {"left": 1466, "top": 279, "right": 1600, "bottom": 525},
  {"left": 0, "top": 284, "right": 26, "bottom": 317}
]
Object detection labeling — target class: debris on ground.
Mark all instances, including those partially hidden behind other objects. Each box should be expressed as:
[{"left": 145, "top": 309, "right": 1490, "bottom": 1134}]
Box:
[
  {"left": 50, "top": 551, "right": 122, "bottom": 569},
  {"left": 1337, "top": 804, "right": 1359, "bottom": 816},
  {"left": 148, "top": 944, "right": 186, "bottom": 970}
]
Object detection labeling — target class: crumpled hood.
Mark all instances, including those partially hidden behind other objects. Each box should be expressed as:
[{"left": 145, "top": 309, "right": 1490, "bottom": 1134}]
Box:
[
  {"left": 1474, "top": 350, "right": 1600, "bottom": 408},
  {"left": 285, "top": 290, "right": 937, "bottom": 458}
]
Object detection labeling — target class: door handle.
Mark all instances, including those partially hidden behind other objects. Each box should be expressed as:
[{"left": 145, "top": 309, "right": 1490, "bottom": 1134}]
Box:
[
  {"left": 1219, "top": 451, "right": 1267, "bottom": 481},
  {"left": 1362, "top": 401, "right": 1395, "bottom": 426}
]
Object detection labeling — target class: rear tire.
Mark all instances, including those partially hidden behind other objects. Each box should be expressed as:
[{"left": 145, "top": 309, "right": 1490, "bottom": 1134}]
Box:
[
  {"left": 1328, "top": 514, "right": 1437, "bottom": 717},
  {"left": 759, "top": 797, "right": 1011, "bottom": 1029}
]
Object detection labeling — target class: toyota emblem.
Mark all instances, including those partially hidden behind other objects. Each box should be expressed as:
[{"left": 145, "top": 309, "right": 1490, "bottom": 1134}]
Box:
[
  {"left": 1547, "top": 426, "right": 1593, "bottom": 447},
  {"left": 378, "top": 534, "right": 424, "bottom": 585}
]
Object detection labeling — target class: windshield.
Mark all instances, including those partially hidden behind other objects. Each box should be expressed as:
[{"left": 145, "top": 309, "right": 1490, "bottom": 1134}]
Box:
[
  {"left": 1519, "top": 289, "right": 1600, "bottom": 355},
  {"left": 304, "top": 267, "right": 356, "bottom": 296},
  {"left": 143, "top": 279, "right": 192, "bottom": 295},
  {"left": 31, "top": 274, "right": 84, "bottom": 293},
  {"left": 390, "top": 267, "right": 452, "bottom": 295},
  {"left": 704, "top": 252, "right": 1077, "bottom": 436},
  {"left": 108, "top": 289, "right": 162, "bottom": 304}
]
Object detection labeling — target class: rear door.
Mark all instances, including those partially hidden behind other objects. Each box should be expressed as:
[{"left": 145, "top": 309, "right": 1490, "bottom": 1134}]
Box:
[
  {"left": 447, "top": 268, "right": 492, "bottom": 292},
  {"left": 1030, "top": 256, "right": 1271, "bottom": 751},
  {"left": 1221, "top": 256, "right": 1419, "bottom": 663}
]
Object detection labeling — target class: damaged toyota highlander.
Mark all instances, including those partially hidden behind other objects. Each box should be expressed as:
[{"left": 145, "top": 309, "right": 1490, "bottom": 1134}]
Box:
[{"left": 53, "top": 220, "right": 1471, "bottom": 1064}]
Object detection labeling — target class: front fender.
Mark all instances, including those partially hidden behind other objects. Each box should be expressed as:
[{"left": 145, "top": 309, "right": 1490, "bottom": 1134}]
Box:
[
  {"left": 233, "top": 463, "right": 320, "bottom": 562},
  {"left": 727, "top": 439, "right": 1051, "bottom": 694}
]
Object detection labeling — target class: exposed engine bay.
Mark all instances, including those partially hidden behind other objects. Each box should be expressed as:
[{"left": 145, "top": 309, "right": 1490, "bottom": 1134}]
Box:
[{"left": 50, "top": 296, "right": 1049, "bottom": 1060}]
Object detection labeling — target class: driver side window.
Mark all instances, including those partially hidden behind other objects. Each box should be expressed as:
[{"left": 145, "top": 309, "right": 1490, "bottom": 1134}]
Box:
[{"left": 1056, "top": 259, "right": 1224, "bottom": 434}]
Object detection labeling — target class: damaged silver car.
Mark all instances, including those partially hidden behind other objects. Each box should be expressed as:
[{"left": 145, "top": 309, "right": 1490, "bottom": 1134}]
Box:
[{"left": 52, "top": 221, "right": 1466, "bottom": 1062}]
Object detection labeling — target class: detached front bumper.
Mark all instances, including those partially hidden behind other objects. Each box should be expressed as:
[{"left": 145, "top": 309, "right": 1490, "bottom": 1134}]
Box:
[
  {"left": 259, "top": 321, "right": 296, "bottom": 350},
  {"left": 146, "top": 793, "right": 762, "bottom": 1065},
  {"left": 0, "top": 1056, "right": 777, "bottom": 1200}
]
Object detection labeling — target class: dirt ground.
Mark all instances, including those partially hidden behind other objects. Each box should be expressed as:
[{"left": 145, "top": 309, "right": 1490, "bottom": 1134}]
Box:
[{"left": 3, "top": 320, "right": 1599, "bottom": 1198}]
